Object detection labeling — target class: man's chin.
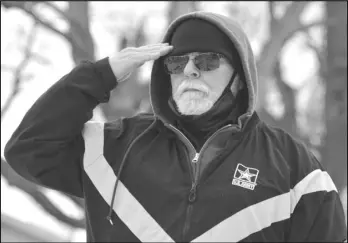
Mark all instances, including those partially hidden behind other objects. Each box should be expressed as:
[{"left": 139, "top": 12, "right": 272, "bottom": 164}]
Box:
[{"left": 175, "top": 98, "right": 213, "bottom": 116}]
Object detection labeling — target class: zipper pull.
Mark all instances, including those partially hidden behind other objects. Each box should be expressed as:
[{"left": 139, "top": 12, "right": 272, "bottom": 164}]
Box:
[
  {"left": 192, "top": 153, "right": 199, "bottom": 163},
  {"left": 106, "top": 215, "right": 114, "bottom": 225},
  {"left": 188, "top": 184, "right": 197, "bottom": 203}
]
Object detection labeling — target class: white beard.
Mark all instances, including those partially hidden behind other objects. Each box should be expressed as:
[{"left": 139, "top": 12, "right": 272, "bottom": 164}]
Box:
[
  {"left": 172, "top": 81, "right": 219, "bottom": 115},
  {"left": 174, "top": 91, "right": 214, "bottom": 115}
]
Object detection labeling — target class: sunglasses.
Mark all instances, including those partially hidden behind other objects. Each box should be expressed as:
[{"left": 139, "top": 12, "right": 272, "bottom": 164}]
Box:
[{"left": 163, "top": 52, "right": 225, "bottom": 74}]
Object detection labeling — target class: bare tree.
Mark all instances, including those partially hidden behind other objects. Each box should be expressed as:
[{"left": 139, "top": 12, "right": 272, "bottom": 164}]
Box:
[
  {"left": 167, "top": 1, "right": 198, "bottom": 22},
  {"left": 2, "top": 1, "right": 344, "bottom": 233},
  {"left": 1, "top": 21, "right": 39, "bottom": 120},
  {"left": 0, "top": 1, "right": 199, "bottom": 231},
  {"left": 1, "top": 1, "right": 96, "bottom": 230},
  {"left": 323, "top": 1, "right": 347, "bottom": 192},
  {"left": 1, "top": 159, "right": 86, "bottom": 228},
  {"left": 230, "top": 1, "right": 346, "bottom": 192},
  {"left": 1, "top": 31, "right": 85, "bottom": 230},
  {"left": 255, "top": 2, "right": 327, "bottom": 139}
]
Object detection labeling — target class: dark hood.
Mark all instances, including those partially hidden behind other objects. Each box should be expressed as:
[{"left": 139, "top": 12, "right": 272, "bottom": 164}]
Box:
[{"left": 150, "top": 11, "right": 258, "bottom": 127}]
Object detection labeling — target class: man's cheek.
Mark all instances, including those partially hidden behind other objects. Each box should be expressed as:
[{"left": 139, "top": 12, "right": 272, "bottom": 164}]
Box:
[{"left": 171, "top": 81, "right": 180, "bottom": 93}]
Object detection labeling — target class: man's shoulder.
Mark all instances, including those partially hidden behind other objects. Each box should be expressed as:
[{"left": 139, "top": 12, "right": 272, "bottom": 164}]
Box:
[
  {"left": 257, "top": 120, "right": 324, "bottom": 187},
  {"left": 257, "top": 120, "right": 309, "bottom": 154},
  {"left": 104, "top": 112, "right": 157, "bottom": 139}
]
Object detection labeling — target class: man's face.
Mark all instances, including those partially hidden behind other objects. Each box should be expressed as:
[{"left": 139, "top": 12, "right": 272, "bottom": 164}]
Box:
[{"left": 170, "top": 52, "right": 234, "bottom": 115}]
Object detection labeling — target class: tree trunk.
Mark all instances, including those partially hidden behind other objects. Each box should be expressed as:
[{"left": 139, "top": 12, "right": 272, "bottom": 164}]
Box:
[
  {"left": 68, "top": 2, "right": 95, "bottom": 63},
  {"left": 256, "top": 2, "right": 308, "bottom": 112},
  {"left": 323, "top": 1, "right": 347, "bottom": 191},
  {"left": 257, "top": 75, "right": 298, "bottom": 142},
  {"left": 256, "top": 2, "right": 310, "bottom": 141},
  {"left": 274, "top": 57, "right": 299, "bottom": 140},
  {"left": 167, "top": 1, "right": 197, "bottom": 22}
]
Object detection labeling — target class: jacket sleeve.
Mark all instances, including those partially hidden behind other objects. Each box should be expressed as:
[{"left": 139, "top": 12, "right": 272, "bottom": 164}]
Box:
[
  {"left": 284, "top": 136, "right": 347, "bottom": 242},
  {"left": 4, "top": 57, "right": 118, "bottom": 198}
]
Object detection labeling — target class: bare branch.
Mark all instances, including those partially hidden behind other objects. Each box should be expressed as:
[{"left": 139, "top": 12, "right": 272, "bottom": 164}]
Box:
[
  {"left": 67, "top": 2, "right": 95, "bottom": 63},
  {"left": 1, "top": 64, "right": 14, "bottom": 72},
  {"left": 26, "top": 10, "right": 71, "bottom": 40},
  {"left": 274, "top": 55, "right": 294, "bottom": 95},
  {"left": 1, "top": 1, "right": 36, "bottom": 9},
  {"left": 304, "top": 32, "right": 322, "bottom": 58},
  {"left": 134, "top": 15, "right": 147, "bottom": 47},
  {"left": 1, "top": 1, "right": 88, "bottom": 59},
  {"left": 303, "top": 30, "right": 327, "bottom": 78},
  {"left": 1, "top": 159, "right": 86, "bottom": 229},
  {"left": 268, "top": 1, "right": 277, "bottom": 30},
  {"left": 283, "top": 19, "right": 326, "bottom": 46},
  {"left": 2, "top": 1, "right": 73, "bottom": 42},
  {"left": 168, "top": 1, "right": 198, "bottom": 22},
  {"left": 282, "top": 13, "right": 343, "bottom": 47},
  {"left": 256, "top": 2, "right": 311, "bottom": 110},
  {"left": 30, "top": 53, "right": 52, "bottom": 66},
  {"left": 42, "top": 2, "right": 72, "bottom": 23},
  {"left": 32, "top": 188, "right": 86, "bottom": 229},
  {"left": 1, "top": 80, "right": 20, "bottom": 119},
  {"left": 2, "top": 1, "right": 87, "bottom": 228},
  {"left": 14, "top": 48, "right": 51, "bottom": 66},
  {"left": 269, "top": 1, "right": 309, "bottom": 37},
  {"left": 1, "top": 21, "right": 39, "bottom": 120},
  {"left": 257, "top": 2, "right": 310, "bottom": 73},
  {"left": 42, "top": 2, "right": 89, "bottom": 35}
]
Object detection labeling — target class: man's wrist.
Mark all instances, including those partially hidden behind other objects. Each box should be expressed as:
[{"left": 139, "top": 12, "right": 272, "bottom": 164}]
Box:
[{"left": 94, "top": 57, "right": 118, "bottom": 90}]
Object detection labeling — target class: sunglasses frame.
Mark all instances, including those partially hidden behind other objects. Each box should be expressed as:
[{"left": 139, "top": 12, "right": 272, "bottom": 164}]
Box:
[{"left": 163, "top": 52, "right": 225, "bottom": 74}]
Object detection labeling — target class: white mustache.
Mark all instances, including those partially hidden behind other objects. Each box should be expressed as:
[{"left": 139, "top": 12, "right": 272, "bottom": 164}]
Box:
[{"left": 176, "top": 80, "right": 209, "bottom": 96}]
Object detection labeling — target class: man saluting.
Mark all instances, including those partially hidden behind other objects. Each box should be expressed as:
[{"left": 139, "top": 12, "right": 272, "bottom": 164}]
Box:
[{"left": 5, "top": 11, "right": 347, "bottom": 242}]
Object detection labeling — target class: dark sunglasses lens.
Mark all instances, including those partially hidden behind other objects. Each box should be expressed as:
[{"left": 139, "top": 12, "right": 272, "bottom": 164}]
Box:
[
  {"left": 164, "top": 56, "right": 189, "bottom": 74},
  {"left": 195, "top": 53, "right": 220, "bottom": 71}
]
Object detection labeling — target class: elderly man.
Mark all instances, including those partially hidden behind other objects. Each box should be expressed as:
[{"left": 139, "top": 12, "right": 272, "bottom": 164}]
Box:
[{"left": 5, "top": 11, "right": 347, "bottom": 242}]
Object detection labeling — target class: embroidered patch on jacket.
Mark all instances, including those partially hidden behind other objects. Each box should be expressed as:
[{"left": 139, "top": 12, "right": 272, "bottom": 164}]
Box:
[{"left": 232, "top": 163, "right": 259, "bottom": 190}]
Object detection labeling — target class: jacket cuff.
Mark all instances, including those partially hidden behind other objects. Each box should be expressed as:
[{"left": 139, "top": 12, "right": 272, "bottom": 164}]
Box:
[{"left": 93, "top": 57, "right": 118, "bottom": 101}]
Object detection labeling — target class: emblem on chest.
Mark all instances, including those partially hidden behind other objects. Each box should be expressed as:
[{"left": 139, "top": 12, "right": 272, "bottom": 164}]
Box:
[{"left": 232, "top": 163, "right": 259, "bottom": 190}]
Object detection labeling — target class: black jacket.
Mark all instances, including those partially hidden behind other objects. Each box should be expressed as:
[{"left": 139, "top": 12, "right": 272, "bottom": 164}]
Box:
[{"left": 5, "top": 11, "right": 347, "bottom": 242}]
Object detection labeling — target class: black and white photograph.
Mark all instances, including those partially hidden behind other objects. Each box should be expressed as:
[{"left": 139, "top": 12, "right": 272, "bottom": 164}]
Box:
[{"left": 1, "top": 1, "right": 347, "bottom": 242}]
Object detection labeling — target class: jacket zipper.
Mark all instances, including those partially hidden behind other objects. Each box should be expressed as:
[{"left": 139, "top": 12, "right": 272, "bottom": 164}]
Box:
[
  {"left": 168, "top": 124, "right": 233, "bottom": 241},
  {"left": 168, "top": 124, "right": 197, "bottom": 177},
  {"left": 182, "top": 182, "right": 197, "bottom": 241}
]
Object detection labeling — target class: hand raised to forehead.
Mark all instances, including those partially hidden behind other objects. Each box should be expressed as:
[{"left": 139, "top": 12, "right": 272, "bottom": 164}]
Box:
[{"left": 109, "top": 43, "right": 173, "bottom": 83}]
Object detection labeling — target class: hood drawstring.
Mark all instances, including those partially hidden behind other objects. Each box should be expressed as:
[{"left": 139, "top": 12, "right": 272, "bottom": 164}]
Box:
[{"left": 106, "top": 117, "right": 158, "bottom": 225}]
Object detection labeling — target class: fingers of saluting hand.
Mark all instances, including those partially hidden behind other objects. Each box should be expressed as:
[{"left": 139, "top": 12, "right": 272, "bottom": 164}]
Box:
[{"left": 137, "top": 43, "right": 173, "bottom": 62}]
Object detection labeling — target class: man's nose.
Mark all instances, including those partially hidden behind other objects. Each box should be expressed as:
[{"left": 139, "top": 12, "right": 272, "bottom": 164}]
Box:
[{"left": 183, "top": 59, "right": 200, "bottom": 78}]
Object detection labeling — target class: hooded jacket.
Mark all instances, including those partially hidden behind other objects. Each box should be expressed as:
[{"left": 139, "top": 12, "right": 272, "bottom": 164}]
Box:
[{"left": 4, "top": 11, "right": 347, "bottom": 242}]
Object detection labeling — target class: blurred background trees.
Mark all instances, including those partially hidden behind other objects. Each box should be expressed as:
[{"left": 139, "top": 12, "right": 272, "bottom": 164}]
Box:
[
  {"left": 324, "top": 1, "right": 347, "bottom": 197},
  {"left": 1, "top": 1, "right": 346, "bottom": 240}
]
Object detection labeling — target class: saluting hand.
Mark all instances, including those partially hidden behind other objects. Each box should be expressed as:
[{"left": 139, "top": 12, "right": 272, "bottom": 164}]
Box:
[{"left": 108, "top": 43, "right": 173, "bottom": 82}]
